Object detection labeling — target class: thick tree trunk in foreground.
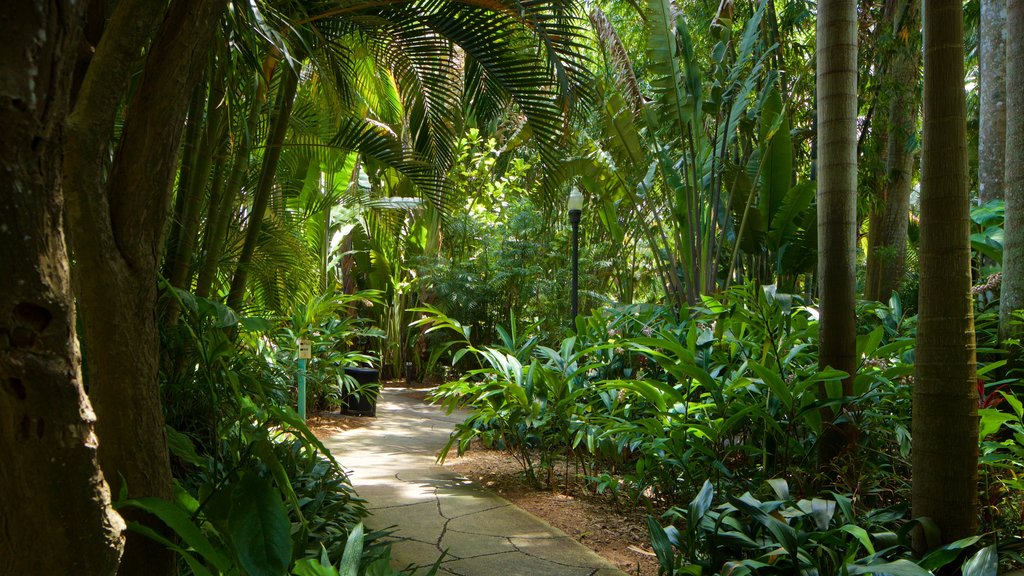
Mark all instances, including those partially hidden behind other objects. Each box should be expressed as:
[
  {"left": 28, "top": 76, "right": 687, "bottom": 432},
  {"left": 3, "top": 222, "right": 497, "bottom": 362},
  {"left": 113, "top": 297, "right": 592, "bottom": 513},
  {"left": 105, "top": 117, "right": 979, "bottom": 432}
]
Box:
[
  {"left": 815, "top": 0, "right": 858, "bottom": 465},
  {"left": 64, "top": 0, "right": 227, "bottom": 573},
  {"left": 0, "top": 2, "right": 125, "bottom": 573},
  {"left": 1001, "top": 0, "right": 1024, "bottom": 340},
  {"left": 980, "top": 0, "right": 1007, "bottom": 204},
  {"left": 913, "top": 0, "right": 979, "bottom": 550},
  {"left": 865, "top": 1, "right": 920, "bottom": 303}
]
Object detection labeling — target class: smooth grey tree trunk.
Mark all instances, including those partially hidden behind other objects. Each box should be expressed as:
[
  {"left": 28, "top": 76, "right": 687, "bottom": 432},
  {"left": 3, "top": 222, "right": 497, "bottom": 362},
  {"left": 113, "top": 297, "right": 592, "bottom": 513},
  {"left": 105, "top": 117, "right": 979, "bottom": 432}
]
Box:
[
  {"left": 865, "top": 0, "right": 920, "bottom": 303},
  {"left": 980, "top": 0, "right": 1007, "bottom": 204},
  {"left": 1002, "top": 0, "right": 1023, "bottom": 339},
  {"left": 816, "top": 0, "right": 859, "bottom": 465}
]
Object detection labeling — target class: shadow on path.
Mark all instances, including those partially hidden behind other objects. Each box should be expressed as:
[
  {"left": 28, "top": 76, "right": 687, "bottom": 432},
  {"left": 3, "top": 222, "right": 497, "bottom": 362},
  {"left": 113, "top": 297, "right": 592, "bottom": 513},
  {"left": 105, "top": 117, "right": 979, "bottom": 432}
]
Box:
[{"left": 322, "top": 388, "right": 626, "bottom": 576}]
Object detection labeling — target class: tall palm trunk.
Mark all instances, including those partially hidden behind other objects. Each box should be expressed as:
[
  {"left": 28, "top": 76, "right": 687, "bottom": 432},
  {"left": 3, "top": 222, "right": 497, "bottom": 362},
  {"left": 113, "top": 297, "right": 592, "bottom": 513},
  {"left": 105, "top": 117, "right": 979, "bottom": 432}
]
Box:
[
  {"left": 865, "top": 1, "right": 921, "bottom": 302},
  {"left": 913, "top": 0, "right": 979, "bottom": 549},
  {"left": 0, "top": 2, "right": 125, "bottom": 573},
  {"left": 1002, "top": 0, "right": 1024, "bottom": 339},
  {"left": 166, "top": 66, "right": 228, "bottom": 299},
  {"left": 63, "top": 0, "right": 227, "bottom": 573},
  {"left": 227, "top": 64, "right": 300, "bottom": 312},
  {"left": 815, "top": 0, "right": 858, "bottom": 465},
  {"left": 980, "top": 0, "right": 1007, "bottom": 204},
  {"left": 195, "top": 82, "right": 265, "bottom": 299}
]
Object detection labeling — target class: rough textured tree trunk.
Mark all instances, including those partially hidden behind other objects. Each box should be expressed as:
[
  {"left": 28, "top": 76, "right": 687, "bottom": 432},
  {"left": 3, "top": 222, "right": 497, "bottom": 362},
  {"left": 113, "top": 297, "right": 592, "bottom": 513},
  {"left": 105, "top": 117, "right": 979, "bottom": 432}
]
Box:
[
  {"left": 815, "top": 0, "right": 858, "bottom": 465},
  {"left": 980, "top": 0, "right": 1007, "bottom": 204},
  {"left": 0, "top": 3, "right": 126, "bottom": 574},
  {"left": 63, "top": 1, "right": 227, "bottom": 574},
  {"left": 865, "top": 1, "right": 920, "bottom": 303},
  {"left": 227, "top": 65, "right": 301, "bottom": 312},
  {"left": 1002, "top": 0, "right": 1023, "bottom": 339},
  {"left": 913, "top": 0, "right": 979, "bottom": 550}
]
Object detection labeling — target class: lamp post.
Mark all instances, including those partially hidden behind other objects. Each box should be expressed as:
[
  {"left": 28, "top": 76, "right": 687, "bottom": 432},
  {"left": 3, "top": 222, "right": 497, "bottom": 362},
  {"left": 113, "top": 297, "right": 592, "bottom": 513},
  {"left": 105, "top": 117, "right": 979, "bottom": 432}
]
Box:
[{"left": 568, "top": 189, "right": 583, "bottom": 326}]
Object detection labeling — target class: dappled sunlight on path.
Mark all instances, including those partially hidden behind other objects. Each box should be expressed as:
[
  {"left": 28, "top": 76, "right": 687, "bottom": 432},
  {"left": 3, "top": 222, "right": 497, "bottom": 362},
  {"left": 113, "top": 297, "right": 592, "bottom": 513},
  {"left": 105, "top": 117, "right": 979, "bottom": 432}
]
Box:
[{"left": 322, "top": 388, "right": 626, "bottom": 576}]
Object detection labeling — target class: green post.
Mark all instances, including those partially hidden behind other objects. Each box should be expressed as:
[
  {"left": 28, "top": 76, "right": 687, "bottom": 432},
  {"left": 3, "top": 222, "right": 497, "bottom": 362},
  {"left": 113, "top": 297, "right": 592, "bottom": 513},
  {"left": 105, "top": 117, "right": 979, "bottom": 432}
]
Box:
[
  {"left": 297, "top": 337, "right": 311, "bottom": 420},
  {"left": 297, "top": 358, "right": 307, "bottom": 420}
]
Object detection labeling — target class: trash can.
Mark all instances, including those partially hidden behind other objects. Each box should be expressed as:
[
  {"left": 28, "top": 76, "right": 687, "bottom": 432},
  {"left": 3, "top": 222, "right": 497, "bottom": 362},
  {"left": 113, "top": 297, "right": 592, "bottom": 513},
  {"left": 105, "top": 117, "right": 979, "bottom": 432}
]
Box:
[{"left": 341, "top": 366, "right": 378, "bottom": 417}]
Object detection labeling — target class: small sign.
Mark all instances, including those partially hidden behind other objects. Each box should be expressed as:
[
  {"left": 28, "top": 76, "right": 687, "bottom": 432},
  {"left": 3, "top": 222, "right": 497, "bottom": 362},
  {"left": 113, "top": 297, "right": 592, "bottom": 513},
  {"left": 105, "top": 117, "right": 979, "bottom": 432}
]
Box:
[{"left": 297, "top": 338, "right": 312, "bottom": 359}]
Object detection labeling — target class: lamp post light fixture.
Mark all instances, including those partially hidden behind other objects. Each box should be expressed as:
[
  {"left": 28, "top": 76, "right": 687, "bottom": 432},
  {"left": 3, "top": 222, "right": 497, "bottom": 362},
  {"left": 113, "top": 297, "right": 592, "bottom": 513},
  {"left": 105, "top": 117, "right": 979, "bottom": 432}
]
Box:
[{"left": 568, "top": 188, "right": 584, "bottom": 326}]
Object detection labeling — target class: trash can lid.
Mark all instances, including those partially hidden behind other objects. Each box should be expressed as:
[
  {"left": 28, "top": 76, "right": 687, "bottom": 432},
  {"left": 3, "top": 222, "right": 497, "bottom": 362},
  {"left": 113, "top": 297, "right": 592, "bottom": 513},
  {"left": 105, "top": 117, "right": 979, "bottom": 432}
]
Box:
[{"left": 343, "top": 366, "right": 378, "bottom": 375}]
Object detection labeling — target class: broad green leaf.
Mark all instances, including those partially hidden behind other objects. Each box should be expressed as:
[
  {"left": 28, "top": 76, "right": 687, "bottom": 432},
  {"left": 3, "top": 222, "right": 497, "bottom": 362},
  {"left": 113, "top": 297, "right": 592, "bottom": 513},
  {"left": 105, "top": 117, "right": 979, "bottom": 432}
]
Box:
[
  {"left": 730, "top": 494, "right": 798, "bottom": 559},
  {"left": 338, "top": 523, "right": 365, "bottom": 576},
  {"left": 839, "top": 524, "right": 875, "bottom": 555},
  {"left": 846, "top": 559, "right": 933, "bottom": 575},
  {"left": 857, "top": 327, "right": 885, "bottom": 360},
  {"left": 689, "top": 479, "right": 714, "bottom": 521},
  {"left": 759, "top": 86, "right": 792, "bottom": 231},
  {"left": 961, "top": 545, "right": 997, "bottom": 576},
  {"left": 647, "top": 516, "right": 676, "bottom": 576},
  {"left": 1000, "top": 391, "right": 1024, "bottom": 418},
  {"left": 166, "top": 426, "right": 204, "bottom": 467},
  {"left": 978, "top": 408, "right": 1015, "bottom": 439},
  {"left": 293, "top": 558, "right": 340, "bottom": 576},
  {"left": 919, "top": 535, "right": 981, "bottom": 571},
  {"left": 810, "top": 498, "right": 835, "bottom": 531},
  {"left": 748, "top": 361, "right": 793, "bottom": 410},
  {"left": 118, "top": 498, "right": 232, "bottom": 572},
  {"left": 976, "top": 360, "right": 1006, "bottom": 377},
  {"left": 126, "top": 521, "right": 216, "bottom": 576},
  {"left": 228, "top": 472, "right": 293, "bottom": 576},
  {"left": 766, "top": 478, "right": 789, "bottom": 501}
]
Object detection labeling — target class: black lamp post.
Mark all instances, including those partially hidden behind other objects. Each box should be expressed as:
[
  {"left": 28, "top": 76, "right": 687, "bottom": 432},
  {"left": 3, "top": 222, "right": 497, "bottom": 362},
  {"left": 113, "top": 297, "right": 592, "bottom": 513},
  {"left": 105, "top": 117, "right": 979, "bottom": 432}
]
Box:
[{"left": 568, "top": 188, "right": 583, "bottom": 325}]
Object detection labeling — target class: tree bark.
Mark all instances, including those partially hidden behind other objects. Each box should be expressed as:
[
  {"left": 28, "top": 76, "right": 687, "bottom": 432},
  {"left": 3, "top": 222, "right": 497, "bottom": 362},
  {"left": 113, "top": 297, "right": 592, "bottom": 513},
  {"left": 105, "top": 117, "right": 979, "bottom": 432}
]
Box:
[
  {"left": 63, "top": 0, "right": 227, "bottom": 573},
  {"left": 815, "top": 0, "right": 859, "bottom": 465},
  {"left": 980, "top": 0, "right": 1007, "bottom": 204},
  {"left": 0, "top": 2, "right": 125, "bottom": 573},
  {"left": 913, "top": 0, "right": 979, "bottom": 549},
  {"left": 227, "top": 65, "right": 301, "bottom": 312},
  {"left": 1002, "top": 0, "right": 1024, "bottom": 339},
  {"left": 865, "top": 0, "right": 920, "bottom": 303}
]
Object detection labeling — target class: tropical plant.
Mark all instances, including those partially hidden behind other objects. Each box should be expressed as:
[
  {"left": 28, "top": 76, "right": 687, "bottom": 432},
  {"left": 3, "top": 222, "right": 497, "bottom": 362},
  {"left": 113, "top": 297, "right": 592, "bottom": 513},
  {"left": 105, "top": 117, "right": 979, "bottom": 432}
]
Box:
[
  {"left": 561, "top": 0, "right": 815, "bottom": 308},
  {"left": 646, "top": 478, "right": 1007, "bottom": 576}
]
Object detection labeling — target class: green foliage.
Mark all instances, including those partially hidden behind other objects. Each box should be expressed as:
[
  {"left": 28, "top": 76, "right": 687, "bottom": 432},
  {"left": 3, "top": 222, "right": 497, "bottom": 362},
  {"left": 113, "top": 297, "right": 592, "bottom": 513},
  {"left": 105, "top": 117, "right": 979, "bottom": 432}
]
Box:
[
  {"left": 274, "top": 291, "right": 384, "bottom": 411},
  {"left": 429, "top": 282, "right": 1024, "bottom": 569},
  {"left": 154, "top": 286, "right": 398, "bottom": 574},
  {"left": 646, "top": 479, "right": 1016, "bottom": 576}
]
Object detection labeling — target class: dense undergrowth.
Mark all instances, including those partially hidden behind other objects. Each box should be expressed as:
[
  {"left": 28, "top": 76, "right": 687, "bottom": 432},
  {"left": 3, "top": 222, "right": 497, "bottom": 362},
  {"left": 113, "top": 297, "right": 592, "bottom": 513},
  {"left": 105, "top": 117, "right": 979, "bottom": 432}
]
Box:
[
  {"left": 424, "top": 283, "right": 1024, "bottom": 574},
  {"left": 134, "top": 288, "right": 439, "bottom": 575}
]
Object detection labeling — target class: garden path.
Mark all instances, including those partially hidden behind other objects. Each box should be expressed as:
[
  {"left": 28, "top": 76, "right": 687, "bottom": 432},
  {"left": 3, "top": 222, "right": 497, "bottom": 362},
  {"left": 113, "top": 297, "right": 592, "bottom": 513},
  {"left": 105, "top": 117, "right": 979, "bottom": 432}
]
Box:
[{"left": 322, "top": 387, "right": 626, "bottom": 576}]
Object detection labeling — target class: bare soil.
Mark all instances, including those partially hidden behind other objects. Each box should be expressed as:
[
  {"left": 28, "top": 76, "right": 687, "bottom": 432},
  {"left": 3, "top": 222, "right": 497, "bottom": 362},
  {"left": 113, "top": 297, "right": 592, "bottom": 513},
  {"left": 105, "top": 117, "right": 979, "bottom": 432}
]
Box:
[
  {"left": 307, "top": 410, "right": 373, "bottom": 441},
  {"left": 307, "top": 411, "right": 659, "bottom": 575},
  {"left": 441, "top": 444, "right": 660, "bottom": 576}
]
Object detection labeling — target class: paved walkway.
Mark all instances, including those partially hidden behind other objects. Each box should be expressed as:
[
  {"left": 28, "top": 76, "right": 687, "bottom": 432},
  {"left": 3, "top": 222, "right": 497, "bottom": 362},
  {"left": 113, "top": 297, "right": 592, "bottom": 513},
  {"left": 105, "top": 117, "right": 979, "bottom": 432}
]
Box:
[{"left": 322, "top": 388, "right": 626, "bottom": 576}]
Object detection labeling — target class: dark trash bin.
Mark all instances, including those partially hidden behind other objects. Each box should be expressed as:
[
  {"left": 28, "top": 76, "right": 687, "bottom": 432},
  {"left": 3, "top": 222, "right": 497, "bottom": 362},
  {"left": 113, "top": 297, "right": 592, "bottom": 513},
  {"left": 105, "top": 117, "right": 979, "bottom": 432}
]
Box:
[{"left": 342, "top": 367, "right": 378, "bottom": 417}]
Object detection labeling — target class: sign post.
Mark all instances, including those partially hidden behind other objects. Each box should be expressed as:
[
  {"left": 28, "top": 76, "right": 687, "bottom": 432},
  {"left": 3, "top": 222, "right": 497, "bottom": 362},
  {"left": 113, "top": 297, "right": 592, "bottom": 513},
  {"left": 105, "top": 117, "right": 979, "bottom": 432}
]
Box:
[{"left": 297, "top": 338, "right": 312, "bottom": 420}]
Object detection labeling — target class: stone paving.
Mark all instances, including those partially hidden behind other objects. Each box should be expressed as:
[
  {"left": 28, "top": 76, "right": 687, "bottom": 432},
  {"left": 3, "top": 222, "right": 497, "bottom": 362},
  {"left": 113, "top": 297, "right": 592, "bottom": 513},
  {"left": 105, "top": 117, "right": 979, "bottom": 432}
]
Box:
[{"left": 322, "top": 387, "right": 627, "bottom": 576}]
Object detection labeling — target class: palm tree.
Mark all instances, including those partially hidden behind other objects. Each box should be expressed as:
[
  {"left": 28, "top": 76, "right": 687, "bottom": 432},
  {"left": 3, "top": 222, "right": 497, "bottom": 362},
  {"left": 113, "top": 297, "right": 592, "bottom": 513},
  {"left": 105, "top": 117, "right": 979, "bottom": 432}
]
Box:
[
  {"left": 815, "top": 0, "right": 858, "bottom": 464},
  {"left": 1001, "top": 0, "right": 1023, "bottom": 340},
  {"left": 979, "top": 0, "right": 1007, "bottom": 204},
  {"left": 864, "top": 0, "right": 921, "bottom": 303},
  {"left": 912, "top": 0, "right": 979, "bottom": 548},
  {"left": 211, "top": 0, "right": 593, "bottom": 312}
]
